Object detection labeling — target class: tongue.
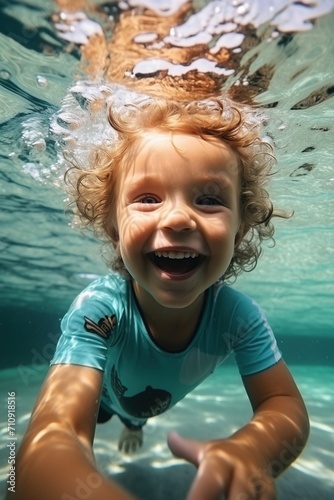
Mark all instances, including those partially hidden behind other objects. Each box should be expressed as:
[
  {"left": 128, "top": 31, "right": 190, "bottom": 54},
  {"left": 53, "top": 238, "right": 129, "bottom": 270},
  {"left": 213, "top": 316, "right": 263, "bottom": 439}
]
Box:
[{"left": 154, "top": 255, "right": 199, "bottom": 274}]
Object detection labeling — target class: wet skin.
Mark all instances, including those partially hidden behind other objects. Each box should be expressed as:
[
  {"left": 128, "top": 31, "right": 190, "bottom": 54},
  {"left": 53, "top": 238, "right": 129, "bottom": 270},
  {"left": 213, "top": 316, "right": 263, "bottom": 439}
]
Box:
[{"left": 112, "top": 132, "right": 243, "bottom": 349}]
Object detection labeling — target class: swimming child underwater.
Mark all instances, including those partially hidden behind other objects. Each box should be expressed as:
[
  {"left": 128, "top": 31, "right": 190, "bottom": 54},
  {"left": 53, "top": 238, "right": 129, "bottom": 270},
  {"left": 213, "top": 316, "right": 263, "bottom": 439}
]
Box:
[
  {"left": 11, "top": 2, "right": 311, "bottom": 499},
  {"left": 12, "top": 93, "right": 310, "bottom": 500}
]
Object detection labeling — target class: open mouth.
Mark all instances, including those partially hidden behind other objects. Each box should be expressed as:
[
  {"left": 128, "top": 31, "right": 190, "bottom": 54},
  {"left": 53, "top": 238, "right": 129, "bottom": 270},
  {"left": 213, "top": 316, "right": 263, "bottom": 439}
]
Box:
[{"left": 148, "top": 251, "right": 203, "bottom": 275}]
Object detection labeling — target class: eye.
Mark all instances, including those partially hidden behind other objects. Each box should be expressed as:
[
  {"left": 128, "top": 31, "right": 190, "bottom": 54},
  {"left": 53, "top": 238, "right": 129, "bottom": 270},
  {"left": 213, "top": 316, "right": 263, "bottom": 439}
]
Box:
[
  {"left": 135, "top": 194, "right": 160, "bottom": 204},
  {"left": 196, "top": 195, "right": 224, "bottom": 206}
]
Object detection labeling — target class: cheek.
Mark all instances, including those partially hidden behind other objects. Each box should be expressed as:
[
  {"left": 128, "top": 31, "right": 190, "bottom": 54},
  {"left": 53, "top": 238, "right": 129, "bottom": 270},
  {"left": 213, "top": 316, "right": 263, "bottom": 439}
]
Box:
[
  {"left": 117, "top": 213, "right": 152, "bottom": 277},
  {"left": 206, "top": 219, "right": 238, "bottom": 260},
  {"left": 206, "top": 217, "right": 235, "bottom": 241},
  {"left": 118, "top": 210, "right": 154, "bottom": 248}
]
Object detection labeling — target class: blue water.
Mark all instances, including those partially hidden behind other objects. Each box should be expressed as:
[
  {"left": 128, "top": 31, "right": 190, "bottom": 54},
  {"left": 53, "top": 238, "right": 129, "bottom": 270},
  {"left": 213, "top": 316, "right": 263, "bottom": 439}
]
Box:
[{"left": 0, "top": 1, "right": 334, "bottom": 498}]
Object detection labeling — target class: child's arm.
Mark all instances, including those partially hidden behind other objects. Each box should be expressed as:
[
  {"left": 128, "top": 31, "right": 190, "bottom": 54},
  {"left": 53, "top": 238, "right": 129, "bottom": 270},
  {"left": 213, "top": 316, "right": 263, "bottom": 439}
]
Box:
[
  {"left": 168, "top": 360, "right": 309, "bottom": 500},
  {"left": 13, "top": 364, "right": 135, "bottom": 500}
]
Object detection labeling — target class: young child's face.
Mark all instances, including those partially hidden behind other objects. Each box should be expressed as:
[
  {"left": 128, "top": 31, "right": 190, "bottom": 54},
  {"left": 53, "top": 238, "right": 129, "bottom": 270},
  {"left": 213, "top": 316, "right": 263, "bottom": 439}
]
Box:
[{"left": 114, "top": 131, "right": 242, "bottom": 309}]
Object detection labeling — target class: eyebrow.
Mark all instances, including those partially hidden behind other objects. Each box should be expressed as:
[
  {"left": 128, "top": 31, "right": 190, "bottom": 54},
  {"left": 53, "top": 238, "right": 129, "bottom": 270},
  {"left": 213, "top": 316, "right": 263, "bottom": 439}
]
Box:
[
  {"left": 196, "top": 173, "right": 236, "bottom": 190},
  {"left": 122, "top": 173, "right": 158, "bottom": 188}
]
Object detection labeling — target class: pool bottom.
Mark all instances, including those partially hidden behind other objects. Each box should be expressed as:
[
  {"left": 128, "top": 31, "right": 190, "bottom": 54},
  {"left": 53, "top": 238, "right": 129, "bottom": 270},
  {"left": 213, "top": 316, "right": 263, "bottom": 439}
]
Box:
[{"left": 0, "top": 365, "right": 333, "bottom": 499}]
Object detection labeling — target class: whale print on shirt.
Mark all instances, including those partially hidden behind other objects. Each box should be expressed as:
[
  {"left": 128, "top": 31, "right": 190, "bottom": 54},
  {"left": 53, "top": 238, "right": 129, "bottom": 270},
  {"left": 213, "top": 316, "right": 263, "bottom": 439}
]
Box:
[{"left": 111, "top": 366, "right": 172, "bottom": 418}]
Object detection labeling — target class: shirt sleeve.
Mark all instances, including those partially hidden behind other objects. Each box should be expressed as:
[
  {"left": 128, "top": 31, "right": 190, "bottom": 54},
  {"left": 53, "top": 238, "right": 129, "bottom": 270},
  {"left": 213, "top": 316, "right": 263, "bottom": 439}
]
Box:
[
  {"left": 50, "top": 287, "right": 119, "bottom": 372},
  {"left": 230, "top": 292, "right": 282, "bottom": 376}
]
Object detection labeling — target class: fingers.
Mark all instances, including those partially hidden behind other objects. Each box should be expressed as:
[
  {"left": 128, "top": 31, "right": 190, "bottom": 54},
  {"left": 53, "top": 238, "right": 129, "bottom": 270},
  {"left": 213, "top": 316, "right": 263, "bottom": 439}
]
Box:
[
  {"left": 188, "top": 464, "right": 276, "bottom": 500},
  {"left": 186, "top": 458, "right": 229, "bottom": 500},
  {"left": 168, "top": 432, "right": 276, "bottom": 500},
  {"left": 167, "top": 431, "right": 202, "bottom": 466},
  {"left": 167, "top": 433, "right": 230, "bottom": 500},
  {"left": 228, "top": 470, "right": 276, "bottom": 500},
  {"left": 187, "top": 465, "right": 276, "bottom": 500}
]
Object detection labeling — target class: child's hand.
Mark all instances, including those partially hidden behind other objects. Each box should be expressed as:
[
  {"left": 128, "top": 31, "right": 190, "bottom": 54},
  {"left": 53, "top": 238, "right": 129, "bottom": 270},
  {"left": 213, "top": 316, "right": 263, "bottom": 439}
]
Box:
[
  {"left": 167, "top": 362, "right": 309, "bottom": 499},
  {"left": 167, "top": 431, "right": 276, "bottom": 500}
]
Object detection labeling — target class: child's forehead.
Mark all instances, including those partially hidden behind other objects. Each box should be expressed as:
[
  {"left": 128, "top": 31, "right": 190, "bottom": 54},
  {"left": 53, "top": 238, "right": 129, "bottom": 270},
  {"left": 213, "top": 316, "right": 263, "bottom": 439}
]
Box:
[
  {"left": 124, "top": 129, "right": 239, "bottom": 164},
  {"left": 119, "top": 130, "right": 241, "bottom": 185}
]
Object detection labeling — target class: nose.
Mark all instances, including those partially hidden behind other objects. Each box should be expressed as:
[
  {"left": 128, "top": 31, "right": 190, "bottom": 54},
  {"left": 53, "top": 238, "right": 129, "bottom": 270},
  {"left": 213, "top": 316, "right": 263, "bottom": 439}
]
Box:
[{"left": 159, "top": 204, "right": 197, "bottom": 232}]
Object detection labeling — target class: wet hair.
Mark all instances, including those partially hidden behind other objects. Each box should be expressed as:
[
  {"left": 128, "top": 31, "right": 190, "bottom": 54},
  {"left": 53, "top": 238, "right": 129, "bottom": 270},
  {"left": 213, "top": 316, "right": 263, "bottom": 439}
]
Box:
[{"left": 65, "top": 94, "right": 288, "bottom": 281}]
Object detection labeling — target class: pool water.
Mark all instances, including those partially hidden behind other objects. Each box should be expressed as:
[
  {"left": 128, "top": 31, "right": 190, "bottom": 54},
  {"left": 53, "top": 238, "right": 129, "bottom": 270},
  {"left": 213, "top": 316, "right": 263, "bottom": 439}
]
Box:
[{"left": 0, "top": 1, "right": 333, "bottom": 499}]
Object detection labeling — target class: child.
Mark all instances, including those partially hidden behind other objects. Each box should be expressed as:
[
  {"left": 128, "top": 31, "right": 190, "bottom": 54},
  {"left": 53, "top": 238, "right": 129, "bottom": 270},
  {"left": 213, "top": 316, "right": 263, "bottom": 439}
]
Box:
[{"left": 13, "top": 92, "right": 309, "bottom": 500}]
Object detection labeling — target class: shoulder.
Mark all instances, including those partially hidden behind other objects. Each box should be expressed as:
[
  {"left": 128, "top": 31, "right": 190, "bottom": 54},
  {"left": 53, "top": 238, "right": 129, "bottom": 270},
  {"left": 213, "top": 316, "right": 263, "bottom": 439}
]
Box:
[
  {"left": 204, "top": 282, "right": 271, "bottom": 344},
  {"left": 209, "top": 281, "right": 260, "bottom": 316},
  {"left": 76, "top": 272, "right": 129, "bottom": 300},
  {"left": 217, "top": 282, "right": 271, "bottom": 336},
  {"left": 209, "top": 284, "right": 282, "bottom": 376},
  {"left": 62, "top": 273, "right": 132, "bottom": 339},
  {"left": 69, "top": 273, "right": 130, "bottom": 313},
  {"left": 52, "top": 275, "right": 131, "bottom": 368},
  {"left": 209, "top": 281, "right": 277, "bottom": 345}
]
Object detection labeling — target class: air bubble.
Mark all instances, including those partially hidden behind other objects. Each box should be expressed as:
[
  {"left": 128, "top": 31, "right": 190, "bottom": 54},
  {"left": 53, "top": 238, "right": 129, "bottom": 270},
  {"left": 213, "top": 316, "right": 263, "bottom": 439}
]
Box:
[
  {"left": 237, "top": 3, "right": 250, "bottom": 15},
  {"left": 22, "top": 162, "right": 43, "bottom": 181},
  {"left": 31, "top": 138, "right": 46, "bottom": 154},
  {"left": 37, "top": 75, "right": 48, "bottom": 87},
  {"left": 0, "top": 69, "right": 11, "bottom": 80}
]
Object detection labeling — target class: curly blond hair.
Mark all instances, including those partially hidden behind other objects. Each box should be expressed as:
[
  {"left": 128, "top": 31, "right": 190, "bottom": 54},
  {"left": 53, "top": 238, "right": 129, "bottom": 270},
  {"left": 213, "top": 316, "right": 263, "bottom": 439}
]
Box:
[{"left": 65, "top": 93, "right": 287, "bottom": 281}]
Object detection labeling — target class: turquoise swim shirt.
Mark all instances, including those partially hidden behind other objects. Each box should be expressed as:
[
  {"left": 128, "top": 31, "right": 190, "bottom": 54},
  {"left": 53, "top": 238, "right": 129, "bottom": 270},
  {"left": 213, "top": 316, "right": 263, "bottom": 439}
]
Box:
[{"left": 51, "top": 273, "right": 281, "bottom": 426}]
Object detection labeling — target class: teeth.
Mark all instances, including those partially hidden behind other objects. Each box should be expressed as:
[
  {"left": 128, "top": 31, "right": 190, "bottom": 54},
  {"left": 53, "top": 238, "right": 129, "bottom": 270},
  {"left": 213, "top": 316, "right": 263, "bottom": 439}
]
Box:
[{"left": 154, "top": 251, "right": 199, "bottom": 259}]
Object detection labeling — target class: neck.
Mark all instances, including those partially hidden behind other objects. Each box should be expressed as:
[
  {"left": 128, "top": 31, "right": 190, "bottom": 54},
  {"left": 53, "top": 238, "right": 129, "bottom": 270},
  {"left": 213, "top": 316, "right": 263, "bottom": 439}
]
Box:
[{"left": 132, "top": 281, "right": 205, "bottom": 352}]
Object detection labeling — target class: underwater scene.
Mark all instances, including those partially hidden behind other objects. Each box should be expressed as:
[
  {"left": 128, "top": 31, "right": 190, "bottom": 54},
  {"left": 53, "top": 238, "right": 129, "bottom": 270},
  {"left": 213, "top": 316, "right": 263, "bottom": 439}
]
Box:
[{"left": 0, "top": 0, "right": 334, "bottom": 498}]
